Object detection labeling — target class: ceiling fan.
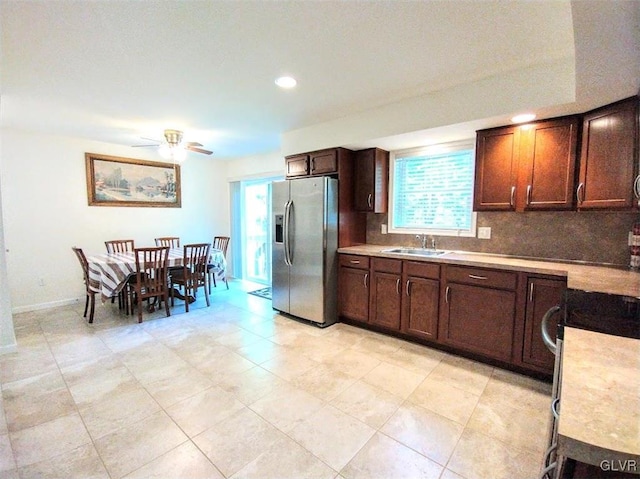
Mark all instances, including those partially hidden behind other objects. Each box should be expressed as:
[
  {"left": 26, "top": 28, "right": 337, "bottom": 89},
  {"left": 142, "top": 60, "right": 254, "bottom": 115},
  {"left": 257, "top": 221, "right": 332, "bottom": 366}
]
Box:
[{"left": 133, "top": 129, "right": 213, "bottom": 158}]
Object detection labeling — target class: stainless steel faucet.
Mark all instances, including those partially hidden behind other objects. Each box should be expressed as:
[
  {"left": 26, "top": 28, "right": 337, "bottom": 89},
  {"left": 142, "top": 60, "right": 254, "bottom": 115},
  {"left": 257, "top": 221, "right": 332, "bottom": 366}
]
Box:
[{"left": 415, "top": 234, "right": 436, "bottom": 250}]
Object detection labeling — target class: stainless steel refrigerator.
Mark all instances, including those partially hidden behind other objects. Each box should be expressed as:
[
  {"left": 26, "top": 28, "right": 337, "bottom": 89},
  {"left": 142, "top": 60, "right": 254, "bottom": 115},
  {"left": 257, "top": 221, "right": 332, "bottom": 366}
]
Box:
[{"left": 271, "top": 176, "right": 338, "bottom": 326}]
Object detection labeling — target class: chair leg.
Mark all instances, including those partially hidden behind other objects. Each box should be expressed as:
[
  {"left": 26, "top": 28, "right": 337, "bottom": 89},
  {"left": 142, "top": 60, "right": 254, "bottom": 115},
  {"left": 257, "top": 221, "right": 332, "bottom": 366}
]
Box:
[
  {"left": 83, "top": 294, "right": 89, "bottom": 318},
  {"left": 163, "top": 290, "right": 171, "bottom": 318},
  {"left": 88, "top": 292, "right": 96, "bottom": 324},
  {"left": 224, "top": 277, "right": 229, "bottom": 290}
]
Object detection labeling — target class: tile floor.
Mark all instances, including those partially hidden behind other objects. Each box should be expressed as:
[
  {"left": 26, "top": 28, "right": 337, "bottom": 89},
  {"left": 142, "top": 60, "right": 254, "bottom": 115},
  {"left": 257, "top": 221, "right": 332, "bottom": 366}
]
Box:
[{"left": 0, "top": 280, "right": 552, "bottom": 479}]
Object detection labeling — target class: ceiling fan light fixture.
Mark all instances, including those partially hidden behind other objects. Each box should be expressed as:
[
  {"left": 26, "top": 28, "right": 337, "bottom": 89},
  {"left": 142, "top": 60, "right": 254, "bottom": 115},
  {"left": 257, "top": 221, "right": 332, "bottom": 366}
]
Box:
[{"left": 275, "top": 76, "right": 297, "bottom": 89}]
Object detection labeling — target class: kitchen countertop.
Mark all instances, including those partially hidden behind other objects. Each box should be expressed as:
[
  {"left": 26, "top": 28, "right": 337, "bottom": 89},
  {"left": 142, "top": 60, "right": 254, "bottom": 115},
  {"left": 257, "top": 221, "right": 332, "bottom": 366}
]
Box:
[
  {"left": 558, "top": 327, "right": 640, "bottom": 468},
  {"left": 337, "top": 244, "right": 640, "bottom": 298}
]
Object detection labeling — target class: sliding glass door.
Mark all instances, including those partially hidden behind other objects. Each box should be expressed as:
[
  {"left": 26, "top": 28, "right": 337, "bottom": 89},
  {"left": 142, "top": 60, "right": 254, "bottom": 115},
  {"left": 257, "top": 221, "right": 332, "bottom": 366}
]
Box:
[{"left": 242, "top": 179, "right": 271, "bottom": 284}]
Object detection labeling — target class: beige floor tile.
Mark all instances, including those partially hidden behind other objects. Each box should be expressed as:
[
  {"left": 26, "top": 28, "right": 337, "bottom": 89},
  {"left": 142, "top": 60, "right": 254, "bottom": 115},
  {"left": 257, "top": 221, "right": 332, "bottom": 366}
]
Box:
[
  {"left": 426, "top": 355, "right": 494, "bottom": 395},
  {"left": 0, "top": 434, "right": 16, "bottom": 472},
  {"left": 260, "top": 349, "right": 320, "bottom": 381},
  {"left": 481, "top": 368, "right": 551, "bottom": 412},
  {"left": 10, "top": 413, "right": 92, "bottom": 468},
  {"left": 0, "top": 349, "right": 58, "bottom": 384},
  {"left": 215, "top": 329, "right": 265, "bottom": 350},
  {"left": 78, "top": 387, "right": 161, "bottom": 440},
  {"left": 293, "top": 364, "right": 357, "bottom": 401},
  {"left": 97, "top": 325, "right": 157, "bottom": 353},
  {"left": 121, "top": 347, "right": 191, "bottom": 385},
  {"left": 2, "top": 371, "right": 76, "bottom": 432},
  {"left": 249, "top": 383, "right": 324, "bottom": 433},
  {"left": 447, "top": 428, "right": 541, "bottom": 479},
  {"left": 351, "top": 334, "right": 404, "bottom": 360},
  {"left": 63, "top": 356, "right": 139, "bottom": 406},
  {"left": 0, "top": 468, "right": 19, "bottom": 479},
  {"left": 320, "top": 323, "right": 367, "bottom": 348},
  {"left": 321, "top": 349, "right": 381, "bottom": 379},
  {"left": 16, "top": 443, "right": 108, "bottom": 479},
  {"left": 217, "top": 366, "right": 287, "bottom": 405},
  {"left": 234, "top": 338, "right": 286, "bottom": 364},
  {"left": 93, "top": 410, "right": 187, "bottom": 478},
  {"left": 122, "top": 441, "right": 223, "bottom": 479},
  {"left": 381, "top": 402, "right": 464, "bottom": 466},
  {"left": 330, "top": 380, "right": 403, "bottom": 429},
  {"left": 384, "top": 344, "right": 445, "bottom": 375},
  {"left": 362, "top": 362, "right": 426, "bottom": 399},
  {"left": 199, "top": 350, "right": 256, "bottom": 379},
  {"left": 408, "top": 378, "right": 481, "bottom": 425},
  {"left": 165, "top": 386, "right": 245, "bottom": 437},
  {"left": 143, "top": 365, "right": 213, "bottom": 408},
  {"left": 231, "top": 434, "right": 336, "bottom": 479},
  {"left": 48, "top": 335, "right": 113, "bottom": 369},
  {"left": 439, "top": 469, "right": 467, "bottom": 479},
  {"left": 466, "top": 398, "right": 549, "bottom": 454},
  {"left": 341, "top": 432, "right": 442, "bottom": 479},
  {"left": 289, "top": 404, "right": 375, "bottom": 471},
  {"left": 193, "top": 407, "right": 288, "bottom": 477}
]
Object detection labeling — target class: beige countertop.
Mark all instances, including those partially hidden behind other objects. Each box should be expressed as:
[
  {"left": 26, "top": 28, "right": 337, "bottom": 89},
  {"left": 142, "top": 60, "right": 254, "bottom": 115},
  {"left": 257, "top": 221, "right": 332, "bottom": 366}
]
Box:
[
  {"left": 337, "top": 244, "right": 640, "bottom": 298},
  {"left": 558, "top": 327, "right": 640, "bottom": 467}
]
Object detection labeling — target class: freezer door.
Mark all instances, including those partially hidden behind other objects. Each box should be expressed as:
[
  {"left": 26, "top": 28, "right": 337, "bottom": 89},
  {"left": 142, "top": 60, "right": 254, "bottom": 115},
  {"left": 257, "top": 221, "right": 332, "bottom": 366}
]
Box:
[
  {"left": 289, "top": 177, "right": 329, "bottom": 323},
  {"left": 271, "top": 180, "right": 290, "bottom": 313}
]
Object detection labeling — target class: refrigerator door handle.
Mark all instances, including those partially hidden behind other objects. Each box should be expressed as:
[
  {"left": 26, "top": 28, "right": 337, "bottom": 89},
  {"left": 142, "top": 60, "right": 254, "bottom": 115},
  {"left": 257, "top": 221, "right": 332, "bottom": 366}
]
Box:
[{"left": 283, "top": 200, "right": 293, "bottom": 266}]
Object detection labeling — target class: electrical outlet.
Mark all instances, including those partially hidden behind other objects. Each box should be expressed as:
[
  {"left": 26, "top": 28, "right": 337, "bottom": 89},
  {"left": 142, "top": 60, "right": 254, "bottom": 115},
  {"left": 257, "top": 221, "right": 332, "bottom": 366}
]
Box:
[
  {"left": 478, "top": 227, "right": 491, "bottom": 239},
  {"left": 381, "top": 224, "right": 388, "bottom": 234}
]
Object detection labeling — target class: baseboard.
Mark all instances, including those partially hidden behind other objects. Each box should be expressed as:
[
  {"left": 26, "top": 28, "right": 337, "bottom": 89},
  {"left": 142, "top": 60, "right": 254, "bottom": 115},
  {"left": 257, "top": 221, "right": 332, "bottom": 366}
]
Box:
[
  {"left": 0, "top": 342, "right": 17, "bottom": 355},
  {"left": 12, "top": 297, "right": 80, "bottom": 314}
]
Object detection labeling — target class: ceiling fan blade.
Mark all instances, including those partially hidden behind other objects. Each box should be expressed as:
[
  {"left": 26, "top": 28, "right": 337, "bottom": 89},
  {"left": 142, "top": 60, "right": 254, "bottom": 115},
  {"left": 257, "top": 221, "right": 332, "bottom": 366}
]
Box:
[
  {"left": 186, "top": 146, "right": 213, "bottom": 155},
  {"left": 131, "top": 143, "right": 160, "bottom": 148},
  {"left": 184, "top": 141, "right": 203, "bottom": 147}
]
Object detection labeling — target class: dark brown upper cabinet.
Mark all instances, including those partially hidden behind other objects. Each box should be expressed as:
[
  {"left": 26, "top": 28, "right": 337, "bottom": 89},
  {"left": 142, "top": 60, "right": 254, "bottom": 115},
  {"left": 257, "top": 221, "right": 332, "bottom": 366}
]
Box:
[
  {"left": 285, "top": 148, "right": 339, "bottom": 179},
  {"left": 577, "top": 96, "right": 639, "bottom": 210},
  {"left": 474, "top": 116, "right": 579, "bottom": 212},
  {"left": 353, "top": 148, "right": 389, "bottom": 213}
]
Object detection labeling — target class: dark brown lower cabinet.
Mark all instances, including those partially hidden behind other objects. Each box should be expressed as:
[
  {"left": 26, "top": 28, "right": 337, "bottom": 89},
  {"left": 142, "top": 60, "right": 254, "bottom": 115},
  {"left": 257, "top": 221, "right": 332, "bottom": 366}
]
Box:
[
  {"left": 338, "top": 257, "right": 370, "bottom": 323},
  {"left": 401, "top": 261, "right": 440, "bottom": 340},
  {"left": 439, "top": 266, "right": 518, "bottom": 363},
  {"left": 369, "top": 258, "right": 402, "bottom": 330},
  {"left": 522, "top": 276, "right": 566, "bottom": 373}
]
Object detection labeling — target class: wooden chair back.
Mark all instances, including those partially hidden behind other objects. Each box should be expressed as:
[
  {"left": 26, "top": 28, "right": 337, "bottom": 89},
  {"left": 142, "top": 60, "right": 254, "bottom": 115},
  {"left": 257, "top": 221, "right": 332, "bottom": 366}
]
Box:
[
  {"left": 105, "top": 239, "right": 135, "bottom": 253},
  {"left": 71, "top": 247, "right": 91, "bottom": 293},
  {"left": 213, "top": 236, "right": 230, "bottom": 256},
  {"left": 184, "top": 243, "right": 211, "bottom": 281},
  {"left": 132, "top": 246, "right": 170, "bottom": 323},
  {"left": 155, "top": 237, "right": 180, "bottom": 248}
]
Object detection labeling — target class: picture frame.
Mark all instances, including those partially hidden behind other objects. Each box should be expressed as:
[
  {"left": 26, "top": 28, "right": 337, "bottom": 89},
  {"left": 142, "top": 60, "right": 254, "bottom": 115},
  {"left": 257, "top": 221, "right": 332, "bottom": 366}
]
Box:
[{"left": 85, "top": 153, "right": 181, "bottom": 207}]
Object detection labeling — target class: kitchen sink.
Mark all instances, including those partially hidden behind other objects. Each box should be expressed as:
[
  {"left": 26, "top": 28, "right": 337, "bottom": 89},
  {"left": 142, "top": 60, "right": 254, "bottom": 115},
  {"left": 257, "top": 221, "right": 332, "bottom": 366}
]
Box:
[{"left": 382, "top": 248, "right": 447, "bottom": 257}]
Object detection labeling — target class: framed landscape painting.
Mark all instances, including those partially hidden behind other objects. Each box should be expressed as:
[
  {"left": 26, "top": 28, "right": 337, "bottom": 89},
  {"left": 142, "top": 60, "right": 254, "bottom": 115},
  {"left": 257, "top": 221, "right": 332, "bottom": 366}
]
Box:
[{"left": 85, "top": 153, "right": 181, "bottom": 207}]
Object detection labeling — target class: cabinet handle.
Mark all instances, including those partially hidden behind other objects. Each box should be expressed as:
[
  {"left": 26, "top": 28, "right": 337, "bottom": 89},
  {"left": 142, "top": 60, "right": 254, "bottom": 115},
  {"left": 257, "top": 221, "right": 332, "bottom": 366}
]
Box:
[
  {"left": 529, "top": 282, "right": 535, "bottom": 302},
  {"left": 576, "top": 182, "right": 585, "bottom": 204},
  {"left": 367, "top": 193, "right": 373, "bottom": 209},
  {"left": 526, "top": 185, "right": 532, "bottom": 206},
  {"left": 310, "top": 158, "right": 315, "bottom": 172},
  {"left": 349, "top": 260, "right": 360, "bottom": 264},
  {"left": 468, "top": 274, "right": 488, "bottom": 280},
  {"left": 406, "top": 280, "right": 411, "bottom": 296},
  {"left": 445, "top": 286, "right": 450, "bottom": 303},
  {"left": 510, "top": 186, "right": 516, "bottom": 207},
  {"left": 396, "top": 278, "right": 401, "bottom": 295},
  {"left": 364, "top": 273, "right": 368, "bottom": 289},
  {"left": 634, "top": 175, "right": 640, "bottom": 200}
]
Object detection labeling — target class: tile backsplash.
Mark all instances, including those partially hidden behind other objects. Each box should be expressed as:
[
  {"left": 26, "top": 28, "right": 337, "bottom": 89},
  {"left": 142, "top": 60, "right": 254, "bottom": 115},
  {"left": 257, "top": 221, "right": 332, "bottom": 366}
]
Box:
[{"left": 367, "top": 211, "right": 639, "bottom": 266}]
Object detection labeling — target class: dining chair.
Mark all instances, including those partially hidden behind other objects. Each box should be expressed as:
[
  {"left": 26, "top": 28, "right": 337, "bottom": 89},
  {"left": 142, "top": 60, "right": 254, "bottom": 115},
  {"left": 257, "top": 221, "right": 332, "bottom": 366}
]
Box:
[
  {"left": 105, "top": 239, "right": 135, "bottom": 253},
  {"left": 155, "top": 237, "right": 180, "bottom": 248},
  {"left": 130, "top": 246, "right": 171, "bottom": 323},
  {"left": 171, "top": 243, "right": 211, "bottom": 313},
  {"left": 71, "top": 247, "right": 100, "bottom": 323},
  {"left": 208, "top": 236, "right": 230, "bottom": 292},
  {"left": 105, "top": 239, "right": 136, "bottom": 312}
]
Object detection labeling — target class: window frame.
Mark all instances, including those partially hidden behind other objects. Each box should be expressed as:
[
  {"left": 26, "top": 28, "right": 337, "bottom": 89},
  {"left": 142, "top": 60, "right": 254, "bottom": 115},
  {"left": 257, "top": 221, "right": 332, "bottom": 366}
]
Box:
[{"left": 388, "top": 139, "right": 477, "bottom": 238}]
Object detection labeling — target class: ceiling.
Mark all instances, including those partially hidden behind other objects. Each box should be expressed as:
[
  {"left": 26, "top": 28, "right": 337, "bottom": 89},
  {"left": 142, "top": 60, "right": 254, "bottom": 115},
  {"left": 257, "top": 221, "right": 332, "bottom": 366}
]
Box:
[{"left": 1, "top": 1, "right": 638, "bottom": 160}]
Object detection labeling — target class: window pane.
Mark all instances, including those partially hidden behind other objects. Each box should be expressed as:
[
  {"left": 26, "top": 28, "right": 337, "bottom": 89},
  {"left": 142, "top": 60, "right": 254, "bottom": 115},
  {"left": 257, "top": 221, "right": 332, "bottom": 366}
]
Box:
[{"left": 391, "top": 146, "right": 475, "bottom": 234}]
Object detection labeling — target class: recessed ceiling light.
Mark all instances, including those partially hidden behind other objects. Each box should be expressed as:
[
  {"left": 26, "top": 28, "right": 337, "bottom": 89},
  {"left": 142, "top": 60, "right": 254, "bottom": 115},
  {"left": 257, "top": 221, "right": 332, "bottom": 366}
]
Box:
[
  {"left": 275, "top": 76, "right": 297, "bottom": 89},
  {"left": 511, "top": 113, "right": 536, "bottom": 124}
]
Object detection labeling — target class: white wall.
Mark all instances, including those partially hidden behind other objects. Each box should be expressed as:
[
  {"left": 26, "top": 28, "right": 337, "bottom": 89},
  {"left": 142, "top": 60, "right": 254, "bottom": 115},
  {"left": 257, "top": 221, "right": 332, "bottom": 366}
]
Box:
[
  {"left": 0, "top": 129, "right": 229, "bottom": 311},
  {"left": 226, "top": 150, "right": 283, "bottom": 181}
]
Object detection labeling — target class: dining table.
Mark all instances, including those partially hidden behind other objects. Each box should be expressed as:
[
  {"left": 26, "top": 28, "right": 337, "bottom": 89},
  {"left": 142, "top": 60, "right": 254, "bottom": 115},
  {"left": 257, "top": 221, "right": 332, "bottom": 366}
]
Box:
[{"left": 85, "top": 247, "right": 227, "bottom": 303}]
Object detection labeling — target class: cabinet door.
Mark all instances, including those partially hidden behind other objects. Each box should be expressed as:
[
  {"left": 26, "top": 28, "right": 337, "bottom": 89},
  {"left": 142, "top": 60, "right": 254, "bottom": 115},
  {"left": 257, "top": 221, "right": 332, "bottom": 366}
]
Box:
[
  {"left": 522, "top": 277, "right": 565, "bottom": 372},
  {"left": 520, "top": 117, "right": 578, "bottom": 210},
  {"left": 369, "top": 271, "right": 401, "bottom": 330},
  {"left": 310, "top": 149, "right": 338, "bottom": 175},
  {"left": 474, "top": 126, "right": 520, "bottom": 211},
  {"left": 338, "top": 266, "right": 369, "bottom": 323},
  {"left": 354, "top": 148, "right": 389, "bottom": 213},
  {"left": 577, "top": 97, "right": 638, "bottom": 209},
  {"left": 286, "top": 154, "right": 309, "bottom": 178},
  {"left": 440, "top": 282, "right": 516, "bottom": 362},
  {"left": 402, "top": 276, "right": 439, "bottom": 340}
]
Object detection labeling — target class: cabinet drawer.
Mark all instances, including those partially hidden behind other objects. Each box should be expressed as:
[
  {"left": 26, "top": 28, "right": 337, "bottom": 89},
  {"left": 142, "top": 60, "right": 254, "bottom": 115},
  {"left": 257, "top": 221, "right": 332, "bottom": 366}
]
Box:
[
  {"left": 372, "top": 257, "right": 402, "bottom": 274},
  {"left": 339, "top": 254, "right": 369, "bottom": 270},
  {"left": 445, "top": 265, "right": 516, "bottom": 290},
  {"left": 404, "top": 261, "right": 440, "bottom": 280}
]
